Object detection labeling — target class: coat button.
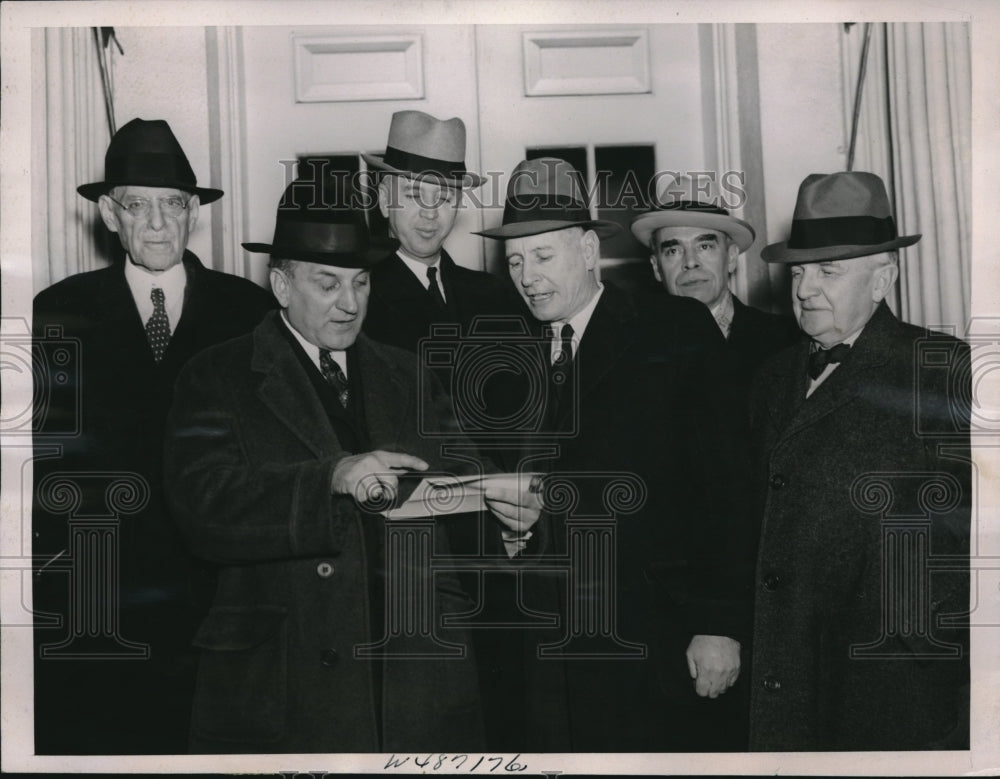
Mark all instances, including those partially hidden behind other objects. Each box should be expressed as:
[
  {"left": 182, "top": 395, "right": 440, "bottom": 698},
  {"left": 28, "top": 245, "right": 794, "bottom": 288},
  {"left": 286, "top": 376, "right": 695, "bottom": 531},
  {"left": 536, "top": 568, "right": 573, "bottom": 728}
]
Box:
[
  {"left": 321, "top": 648, "right": 339, "bottom": 667},
  {"left": 763, "top": 572, "right": 781, "bottom": 591},
  {"left": 763, "top": 676, "right": 781, "bottom": 692},
  {"left": 769, "top": 474, "right": 787, "bottom": 489},
  {"left": 316, "top": 561, "right": 335, "bottom": 578}
]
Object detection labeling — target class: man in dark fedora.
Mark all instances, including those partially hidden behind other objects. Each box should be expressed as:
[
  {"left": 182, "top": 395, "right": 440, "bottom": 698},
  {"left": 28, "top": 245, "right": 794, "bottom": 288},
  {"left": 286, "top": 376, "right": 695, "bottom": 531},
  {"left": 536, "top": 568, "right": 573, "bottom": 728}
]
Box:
[
  {"left": 32, "top": 118, "right": 275, "bottom": 754},
  {"left": 748, "top": 171, "right": 970, "bottom": 750},
  {"left": 474, "top": 157, "right": 750, "bottom": 751},
  {"left": 163, "top": 177, "right": 542, "bottom": 753},
  {"left": 631, "top": 172, "right": 799, "bottom": 387},
  {"left": 362, "top": 110, "right": 519, "bottom": 355}
]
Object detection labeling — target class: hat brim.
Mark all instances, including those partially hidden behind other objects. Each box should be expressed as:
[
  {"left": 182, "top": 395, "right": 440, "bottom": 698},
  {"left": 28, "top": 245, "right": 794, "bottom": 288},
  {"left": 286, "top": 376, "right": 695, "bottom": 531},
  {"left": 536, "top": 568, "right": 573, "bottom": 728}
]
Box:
[
  {"left": 78, "top": 180, "right": 223, "bottom": 204},
  {"left": 242, "top": 240, "right": 396, "bottom": 269},
  {"left": 630, "top": 211, "right": 756, "bottom": 253},
  {"left": 760, "top": 234, "right": 921, "bottom": 263},
  {"left": 474, "top": 219, "right": 622, "bottom": 241},
  {"left": 362, "top": 153, "right": 485, "bottom": 189}
]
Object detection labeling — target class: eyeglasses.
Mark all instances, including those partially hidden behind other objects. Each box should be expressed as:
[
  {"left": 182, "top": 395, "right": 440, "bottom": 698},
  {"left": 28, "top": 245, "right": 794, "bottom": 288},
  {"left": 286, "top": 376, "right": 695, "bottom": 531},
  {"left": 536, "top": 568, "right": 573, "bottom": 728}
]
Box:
[{"left": 106, "top": 194, "right": 191, "bottom": 218}]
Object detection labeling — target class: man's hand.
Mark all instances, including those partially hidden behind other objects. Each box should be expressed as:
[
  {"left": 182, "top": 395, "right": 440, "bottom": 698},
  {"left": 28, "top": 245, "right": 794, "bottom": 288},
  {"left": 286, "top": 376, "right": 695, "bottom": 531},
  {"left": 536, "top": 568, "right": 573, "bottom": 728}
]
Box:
[
  {"left": 483, "top": 480, "right": 543, "bottom": 534},
  {"left": 331, "top": 450, "right": 428, "bottom": 505},
  {"left": 686, "top": 634, "right": 741, "bottom": 698}
]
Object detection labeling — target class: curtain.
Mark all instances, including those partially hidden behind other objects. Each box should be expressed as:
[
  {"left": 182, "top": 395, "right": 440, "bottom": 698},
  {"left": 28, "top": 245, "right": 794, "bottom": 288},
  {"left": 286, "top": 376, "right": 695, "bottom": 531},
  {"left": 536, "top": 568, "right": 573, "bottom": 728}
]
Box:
[
  {"left": 887, "top": 23, "right": 971, "bottom": 335},
  {"left": 31, "top": 28, "right": 113, "bottom": 295}
]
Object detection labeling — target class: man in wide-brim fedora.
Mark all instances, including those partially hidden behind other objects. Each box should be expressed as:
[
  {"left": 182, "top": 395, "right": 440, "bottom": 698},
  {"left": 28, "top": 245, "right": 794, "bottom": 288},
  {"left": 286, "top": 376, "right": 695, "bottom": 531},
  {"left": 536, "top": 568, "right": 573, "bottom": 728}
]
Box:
[
  {"left": 32, "top": 117, "right": 275, "bottom": 755},
  {"left": 163, "top": 177, "right": 542, "bottom": 753},
  {"left": 473, "top": 157, "right": 750, "bottom": 751},
  {"left": 747, "top": 170, "right": 970, "bottom": 750},
  {"left": 362, "top": 110, "right": 519, "bottom": 355}
]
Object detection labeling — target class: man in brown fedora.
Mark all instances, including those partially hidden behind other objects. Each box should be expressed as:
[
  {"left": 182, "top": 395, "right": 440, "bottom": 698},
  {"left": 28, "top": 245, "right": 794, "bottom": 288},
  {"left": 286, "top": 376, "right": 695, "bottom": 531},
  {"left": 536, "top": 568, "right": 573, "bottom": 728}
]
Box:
[
  {"left": 362, "top": 110, "right": 519, "bottom": 355},
  {"left": 474, "top": 157, "right": 750, "bottom": 751},
  {"left": 32, "top": 118, "right": 275, "bottom": 754},
  {"left": 163, "top": 177, "right": 541, "bottom": 753},
  {"left": 748, "top": 171, "right": 970, "bottom": 750},
  {"left": 631, "top": 173, "right": 799, "bottom": 388}
]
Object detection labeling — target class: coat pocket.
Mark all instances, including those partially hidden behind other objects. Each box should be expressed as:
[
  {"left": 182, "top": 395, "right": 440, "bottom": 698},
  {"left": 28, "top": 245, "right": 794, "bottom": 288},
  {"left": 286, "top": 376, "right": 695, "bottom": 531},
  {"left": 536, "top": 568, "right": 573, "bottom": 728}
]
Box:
[{"left": 190, "top": 605, "right": 288, "bottom": 745}]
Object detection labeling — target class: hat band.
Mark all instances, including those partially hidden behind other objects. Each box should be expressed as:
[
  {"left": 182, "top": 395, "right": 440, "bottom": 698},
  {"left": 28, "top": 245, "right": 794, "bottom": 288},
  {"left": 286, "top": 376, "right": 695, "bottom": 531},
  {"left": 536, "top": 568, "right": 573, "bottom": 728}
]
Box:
[
  {"left": 105, "top": 152, "right": 197, "bottom": 187},
  {"left": 502, "top": 195, "right": 592, "bottom": 226},
  {"left": 383, "top": 145, "right": 466, "bottom": 179},
  {"left": 271, "top": 220, "right": 370, "bottom": 256},
  {"left": 788, "top": 215, "right": 898, "bottom": 250},
  {"left": 650, "top": 199, "right": 730, "bottom": 216}
]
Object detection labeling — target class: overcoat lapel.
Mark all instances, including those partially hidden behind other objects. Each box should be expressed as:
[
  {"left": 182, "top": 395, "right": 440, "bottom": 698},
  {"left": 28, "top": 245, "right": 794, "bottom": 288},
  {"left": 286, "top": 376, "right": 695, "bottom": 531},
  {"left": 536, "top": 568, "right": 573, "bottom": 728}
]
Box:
[
  {"left": 355, "top": 334, "right": 411, "bottom": 444},
  {"left": 575, "top": 286, "right": 637, "bottom": 402},
  {"left": 97, "top": 262, "right": 151, "bottom": 356},
  {"left": 251, "top": 313, "right": 337, "bottom": 458},
  {"left": 374, "top": 253, "right": 437, "bottom": 322}
]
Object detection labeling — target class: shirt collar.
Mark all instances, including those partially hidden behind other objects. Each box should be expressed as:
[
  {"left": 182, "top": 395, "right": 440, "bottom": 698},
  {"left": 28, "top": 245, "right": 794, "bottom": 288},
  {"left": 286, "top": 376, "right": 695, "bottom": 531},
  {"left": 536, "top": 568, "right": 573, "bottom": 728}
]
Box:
[
  {"left": 709, "top": 289, "right": 735, "bottom": 339},
  {"left": 123, "top": 255, "right": 186, "bottom": 299},
  {"left": 397, "top": 250, "right": 441, "bottom": 287},
  {"left": 552, "top": 284, "right": 604, "bottom": 346},
  {"left": 280, "top": 310, "right": 348, "bottom": 376}
]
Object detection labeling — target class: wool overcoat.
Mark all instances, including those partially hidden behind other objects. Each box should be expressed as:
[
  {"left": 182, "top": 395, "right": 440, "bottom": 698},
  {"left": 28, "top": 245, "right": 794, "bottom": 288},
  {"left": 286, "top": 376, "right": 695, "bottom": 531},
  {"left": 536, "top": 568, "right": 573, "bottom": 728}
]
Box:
[
  {"left": 748, "top": 302, "right": 970, "bottom": 751},
  {"left": 164, "top": 312, "right": 485, "bottom": 753}
]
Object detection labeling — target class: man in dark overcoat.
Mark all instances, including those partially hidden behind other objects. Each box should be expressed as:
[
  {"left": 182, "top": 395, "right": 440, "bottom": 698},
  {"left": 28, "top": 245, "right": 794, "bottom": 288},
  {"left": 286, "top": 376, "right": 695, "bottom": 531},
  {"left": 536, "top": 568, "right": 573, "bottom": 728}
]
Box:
[
  {"left": 163, "top": 179, "right": 541, "bottom": 753},
  {"left": 474, "top": 157, "right": 752, "bottom": 751},
  {"left": 748, "top": 171, "right": 970, "bottom": 750},
  {"left": 32, "top": 118, "right": 275, "bottom": 754},
  {"left": 361, "top": 110, "right": 519, "bottom": 355}
]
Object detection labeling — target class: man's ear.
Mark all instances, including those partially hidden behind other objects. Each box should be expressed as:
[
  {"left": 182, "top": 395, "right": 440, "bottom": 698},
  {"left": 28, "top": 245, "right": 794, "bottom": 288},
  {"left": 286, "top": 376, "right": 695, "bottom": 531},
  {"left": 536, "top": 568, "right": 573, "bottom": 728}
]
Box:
[
  {"left": 871, "top": 260, "right": 899, "bottom": 303},
  {"left": 377, "top": 176, "right": 392, "bottom": 219},
  {"left": 97, "top": 194, "right": 121, "bottom": 234},
  {"left": 185, "top": 194, "right": 200, "bottom": 233},
  {"left": 269, "top": 266, "right": 291, "bottom": 308},
  {"left": 649, "top": 255, "right": 663, "bottom": 283},
  {"left": 581, "top": 229, "right": 600, "bottom": 271},
  {"left": 726, "top": 239, "right": 739, "bottom": 275}
]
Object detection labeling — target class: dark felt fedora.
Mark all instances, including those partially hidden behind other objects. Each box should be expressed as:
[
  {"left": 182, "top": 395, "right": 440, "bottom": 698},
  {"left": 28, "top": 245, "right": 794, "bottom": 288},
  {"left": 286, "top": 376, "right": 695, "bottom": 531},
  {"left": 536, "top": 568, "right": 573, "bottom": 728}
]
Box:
[
  {"left": 362, "top": 110, "right": 484, "bottom": 189},
  {"left": 243, "top": 177, "right": 396, "bottom": 268},
  {"left": 77, "top": 118, "right": 223, "bottom": 203},
  {"left": 761, "top": 171, "right": 920, "bottom": 263},
  {"left": 474, "top": 157, "right": 621, "bottom": 240},
  {"left": 630, "top": 173, "right": 755, "bottom": 252}
]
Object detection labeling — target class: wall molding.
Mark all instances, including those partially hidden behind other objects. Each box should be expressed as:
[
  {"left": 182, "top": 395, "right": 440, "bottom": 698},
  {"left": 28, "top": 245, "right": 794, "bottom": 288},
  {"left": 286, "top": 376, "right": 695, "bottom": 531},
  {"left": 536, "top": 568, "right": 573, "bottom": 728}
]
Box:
[
  {"left": 293, "top": 33, "right": 423, "bottom": 103},
  {"left": 522, "top": 29, "right": 650, "bottom": 96}
]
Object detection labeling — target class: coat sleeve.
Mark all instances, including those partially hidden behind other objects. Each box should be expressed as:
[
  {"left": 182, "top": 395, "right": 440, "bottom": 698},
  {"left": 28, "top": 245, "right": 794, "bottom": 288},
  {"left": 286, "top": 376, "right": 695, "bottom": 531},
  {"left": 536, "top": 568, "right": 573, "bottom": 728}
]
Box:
[{"left": 164, "top": 353, "right": 359, "bottom": 566}]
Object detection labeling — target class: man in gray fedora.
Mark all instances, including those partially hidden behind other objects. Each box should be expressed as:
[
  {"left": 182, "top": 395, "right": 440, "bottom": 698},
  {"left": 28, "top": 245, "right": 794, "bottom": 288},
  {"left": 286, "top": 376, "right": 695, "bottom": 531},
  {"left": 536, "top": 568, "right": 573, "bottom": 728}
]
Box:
[
  {"left": 163, "top": 176, "right": 541, "bottom": 753},
  {"left": 749, "top": 171, "right": 970, "bottom": 750},
  {"left": 474, "top": 157, "right": 750, "bottom": 751},
  {"left": 631, "top": 173, "right": 799, "bottom": 388},
  {"left": 362, "top": 110, "right": 519, "bottom": 356},
  {"left": 32, "top": 118, "right": 275, "bottom": 754}
]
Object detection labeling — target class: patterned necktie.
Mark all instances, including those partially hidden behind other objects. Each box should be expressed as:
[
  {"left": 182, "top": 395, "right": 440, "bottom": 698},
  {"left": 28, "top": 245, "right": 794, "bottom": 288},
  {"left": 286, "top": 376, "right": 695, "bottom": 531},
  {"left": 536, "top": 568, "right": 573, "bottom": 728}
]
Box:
[
  {"left": 145, "top": 287, "right": 171, "bottom": 362},
  {"left": 807, "top": 342, "right": 851, "bottom": 379},
  {"left": 427, "top": 266, "right": 446, "bottom": 310},
  {"left": 320, "top": 350, "right": 350, "bottom": 408}
]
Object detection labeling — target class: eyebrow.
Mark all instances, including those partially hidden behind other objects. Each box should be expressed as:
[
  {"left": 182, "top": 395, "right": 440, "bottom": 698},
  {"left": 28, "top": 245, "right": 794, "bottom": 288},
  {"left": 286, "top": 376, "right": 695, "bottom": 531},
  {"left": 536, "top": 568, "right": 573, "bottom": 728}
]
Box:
[{"left": 657, "top": 234, "right": 718, "bottom": 251}]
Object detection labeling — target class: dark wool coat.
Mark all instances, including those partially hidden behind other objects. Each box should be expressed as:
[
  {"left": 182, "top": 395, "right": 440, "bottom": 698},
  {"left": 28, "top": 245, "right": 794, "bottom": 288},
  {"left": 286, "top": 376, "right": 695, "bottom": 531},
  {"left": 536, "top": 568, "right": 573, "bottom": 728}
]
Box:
[
  {"left": 363, "top": 250, "right": 523, "bottom": 354},
  {"left": 748, "top": 302, "right": 970, "bottom": 751},
  {"left": 727, "top": 296, "right": 801, "bottom": 386},
  {"left": 32, "top": 252, "right": 275, "bottom": 754},
  {"left": 164, "top": 312, "right": 485, "bottom": 753},
  {"left": 505, "top": 284, "right": 752, "bottom": 752}
]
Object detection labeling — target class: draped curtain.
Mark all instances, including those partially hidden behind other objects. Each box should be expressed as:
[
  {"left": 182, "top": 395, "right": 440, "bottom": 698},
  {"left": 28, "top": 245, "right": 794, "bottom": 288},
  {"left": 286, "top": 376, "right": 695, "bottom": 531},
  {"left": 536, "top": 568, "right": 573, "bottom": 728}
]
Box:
[
  {"left": 887, "top": 23, "right": 971, "bottom": 335},
  {"left": 842, "top": 22, "right": 971, "bottom": 335},
  {"left": 31, "top": 28, "right": 114, "bottom": 295}
]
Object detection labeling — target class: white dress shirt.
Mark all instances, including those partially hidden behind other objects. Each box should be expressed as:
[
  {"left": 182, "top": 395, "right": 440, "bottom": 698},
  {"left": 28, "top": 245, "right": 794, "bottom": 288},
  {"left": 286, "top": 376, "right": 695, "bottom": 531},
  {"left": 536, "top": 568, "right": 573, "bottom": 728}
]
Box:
[
  {"left": 124, "top": 256, "right": 186, "bottom": 335},
  {"left": 398, "top": 251, "right": 446, "bottom": 303}
]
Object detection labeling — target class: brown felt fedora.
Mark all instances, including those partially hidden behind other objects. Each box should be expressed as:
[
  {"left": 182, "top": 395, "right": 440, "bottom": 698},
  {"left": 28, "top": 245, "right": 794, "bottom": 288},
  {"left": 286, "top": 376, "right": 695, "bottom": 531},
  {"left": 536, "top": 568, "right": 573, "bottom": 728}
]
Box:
[
  {"left": 761, "top": 171, "right": 920, "bottom": 263},
  {"left": 243, "top": 177, "right": 395, "bottom": 268},
  {"left": 474, "top": 157, "right": 621, "bottom": 240},
  {"left": 362, "top": 110, "right": 484, "bottom": 189},
  {"left": 77, "top": 118, "right": 223, "bottom": 203},
  {"left": 630, "top": 173, "right": 755, "bottom": 252}
]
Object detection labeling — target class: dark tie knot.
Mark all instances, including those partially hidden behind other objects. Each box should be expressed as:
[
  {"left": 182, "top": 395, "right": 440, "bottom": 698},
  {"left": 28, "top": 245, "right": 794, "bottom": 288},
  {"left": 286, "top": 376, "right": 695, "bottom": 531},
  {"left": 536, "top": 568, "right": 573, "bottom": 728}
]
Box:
[
  {"left": 808, "top": 342, "right": 851, "bottom": 379},
  {"left": 552, "top": 323, "right": 574, "bottom": 368},
  {"left": 426, "top": 265, "right": 446, "bottom": 309}
]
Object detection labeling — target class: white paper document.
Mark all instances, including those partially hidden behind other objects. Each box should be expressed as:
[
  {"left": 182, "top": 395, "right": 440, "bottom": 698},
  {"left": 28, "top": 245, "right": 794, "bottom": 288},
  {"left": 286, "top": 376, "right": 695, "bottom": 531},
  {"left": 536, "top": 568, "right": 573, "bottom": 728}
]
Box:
[{"left": 381, "top": 472, "right": 542, "bottom": 519}]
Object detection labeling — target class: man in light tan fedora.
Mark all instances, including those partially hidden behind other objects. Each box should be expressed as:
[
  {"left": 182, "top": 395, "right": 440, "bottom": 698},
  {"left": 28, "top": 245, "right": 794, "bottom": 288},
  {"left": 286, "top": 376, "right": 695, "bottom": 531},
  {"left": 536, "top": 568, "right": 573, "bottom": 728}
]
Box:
[
  {"left": 362, "top": 110, "right": 518, "bottom": 356},
  {"left": 748, "top": 171, "right": 970, "bottom": 750},
  {"left": 473, "top": 157, "right": 750, "bottom": 751}
]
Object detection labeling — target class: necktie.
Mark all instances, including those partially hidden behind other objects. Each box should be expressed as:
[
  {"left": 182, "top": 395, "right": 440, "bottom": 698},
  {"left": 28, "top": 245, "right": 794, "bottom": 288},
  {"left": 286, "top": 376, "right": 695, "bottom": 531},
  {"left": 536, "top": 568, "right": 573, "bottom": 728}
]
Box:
[
  {"left": 551, "top": 323, "right": 574, "bottom": 384},
  {"left": 145, "top": 287, "right": 171, "bottom": 362},
  {"left": 320, "top": 350, "right": 350, "bottom": 408},
  {"left": 807, "top": 342, "right": 851, "bottom": 379},
  {"left": 427, "top": 266, "right": 446, "bottom": 310}
]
